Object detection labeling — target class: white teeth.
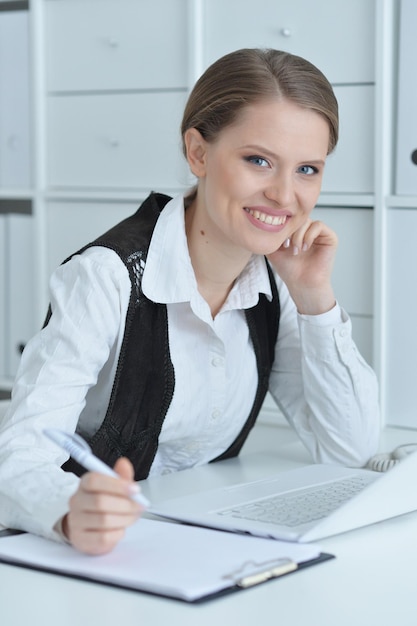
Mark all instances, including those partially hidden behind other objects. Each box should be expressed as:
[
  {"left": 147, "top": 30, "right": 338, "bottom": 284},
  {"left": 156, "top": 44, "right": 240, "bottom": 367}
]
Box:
[{"left": 246, "top": 208, "right": 287, "bottom": 226}]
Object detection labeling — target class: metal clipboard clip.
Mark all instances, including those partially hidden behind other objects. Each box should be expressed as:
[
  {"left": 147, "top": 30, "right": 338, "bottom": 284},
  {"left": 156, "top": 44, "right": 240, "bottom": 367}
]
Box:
[{"left": 223, "top": 558, "right": 298, "bottom": 589}]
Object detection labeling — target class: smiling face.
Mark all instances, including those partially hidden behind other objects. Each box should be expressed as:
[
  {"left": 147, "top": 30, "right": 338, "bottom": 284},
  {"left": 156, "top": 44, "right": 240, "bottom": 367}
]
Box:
[{"left": 185, "top": 97, "right": 330, "bottom": 258}]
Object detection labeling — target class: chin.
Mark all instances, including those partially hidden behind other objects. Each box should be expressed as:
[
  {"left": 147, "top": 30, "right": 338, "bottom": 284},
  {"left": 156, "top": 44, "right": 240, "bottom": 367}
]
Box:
[{"left": 247, "top": 241, "right": 284, "bottom": 257}]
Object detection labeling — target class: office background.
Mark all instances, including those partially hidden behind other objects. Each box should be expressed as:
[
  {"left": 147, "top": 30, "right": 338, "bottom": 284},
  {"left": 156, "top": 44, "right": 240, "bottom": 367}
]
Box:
[{"left": 0, "top": 0, "right": 415, "bottom": 428}]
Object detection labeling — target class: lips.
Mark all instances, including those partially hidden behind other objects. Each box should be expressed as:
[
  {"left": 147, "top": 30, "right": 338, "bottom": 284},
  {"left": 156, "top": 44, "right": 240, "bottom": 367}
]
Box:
[{"left": 244, "top": 207, "right": 289, "bottom": 227}]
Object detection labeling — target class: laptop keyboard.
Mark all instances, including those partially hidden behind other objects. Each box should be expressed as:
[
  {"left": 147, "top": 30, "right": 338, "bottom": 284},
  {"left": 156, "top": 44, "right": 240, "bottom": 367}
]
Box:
[{"left": 216, "top": 475, "right": 369, "bottom": 527}]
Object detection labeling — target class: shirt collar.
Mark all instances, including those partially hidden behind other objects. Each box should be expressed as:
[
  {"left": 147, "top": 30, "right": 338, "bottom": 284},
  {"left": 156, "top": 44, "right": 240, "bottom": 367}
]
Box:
[{"left": 142, "top": 194, "right": 273, "bottom": 309}]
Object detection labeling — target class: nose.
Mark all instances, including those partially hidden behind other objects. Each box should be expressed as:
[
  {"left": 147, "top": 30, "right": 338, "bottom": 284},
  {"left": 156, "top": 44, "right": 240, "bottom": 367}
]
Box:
[{"left": 264, "top": 171, "right": 295, "bottom": 207}]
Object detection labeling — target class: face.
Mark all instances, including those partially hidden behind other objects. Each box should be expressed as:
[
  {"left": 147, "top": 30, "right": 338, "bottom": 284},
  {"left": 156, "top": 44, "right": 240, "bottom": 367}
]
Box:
[{"left": 186, "top": 97, "right": 330, "bottom": 257}]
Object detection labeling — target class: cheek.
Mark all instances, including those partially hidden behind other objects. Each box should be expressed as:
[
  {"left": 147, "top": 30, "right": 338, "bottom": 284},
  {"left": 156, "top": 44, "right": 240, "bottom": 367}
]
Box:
[
  {"left": 206, "top": 163, "right": 244, "bottom": 200},
  {"left": 302, "top": 183, "right": 322, "bottom": 212}
]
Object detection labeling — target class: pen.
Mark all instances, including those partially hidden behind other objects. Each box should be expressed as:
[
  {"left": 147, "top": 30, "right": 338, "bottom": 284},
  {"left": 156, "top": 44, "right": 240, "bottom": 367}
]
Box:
[{"left": 43, "top": 427, "right": 150, "bottom": 508}]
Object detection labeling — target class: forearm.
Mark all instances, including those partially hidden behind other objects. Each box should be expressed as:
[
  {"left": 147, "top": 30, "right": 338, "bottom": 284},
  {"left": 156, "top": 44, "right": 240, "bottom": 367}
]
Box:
[
  {"left": 286, "top": 283, "right": 336, "bottom": 316},
  {"left": 282, "top": 338, "right": 380, "bottom": 467},
  {"left": 270, "top": 288, "right": 380, "bottom": 466}
]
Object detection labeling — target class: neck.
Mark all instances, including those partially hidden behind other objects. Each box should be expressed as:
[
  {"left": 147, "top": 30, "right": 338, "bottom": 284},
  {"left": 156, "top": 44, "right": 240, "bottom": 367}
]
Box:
[{"left": 185, "top": 201, "right": 251, "bottom": 318}]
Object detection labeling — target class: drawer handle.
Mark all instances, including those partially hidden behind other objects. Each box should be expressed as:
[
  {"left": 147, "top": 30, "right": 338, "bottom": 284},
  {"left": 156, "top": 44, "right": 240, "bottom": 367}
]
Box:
[{"left": 280, "top": 27, "right": 292, "bottom": 37}]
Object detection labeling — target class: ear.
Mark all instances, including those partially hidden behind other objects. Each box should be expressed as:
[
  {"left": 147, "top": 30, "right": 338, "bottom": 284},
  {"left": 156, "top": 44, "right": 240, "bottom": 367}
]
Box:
[{"left": 183, "top": 128, "right": 208, "bottom": 178}]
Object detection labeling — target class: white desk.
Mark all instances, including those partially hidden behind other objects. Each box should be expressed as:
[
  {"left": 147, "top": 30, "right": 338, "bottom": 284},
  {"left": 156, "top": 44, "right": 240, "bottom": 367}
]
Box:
[{"left": 1, "top": 423, "right": 417, "bottom": 626}]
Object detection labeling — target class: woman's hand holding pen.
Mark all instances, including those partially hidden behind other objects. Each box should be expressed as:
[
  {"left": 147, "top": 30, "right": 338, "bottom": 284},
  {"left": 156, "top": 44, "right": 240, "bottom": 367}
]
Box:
[
  {"left": 62, "top": 457, "right": 144, "bottom": 555},
  {"left": 267, "top": 218, "right": 338, "bottom": 316}
]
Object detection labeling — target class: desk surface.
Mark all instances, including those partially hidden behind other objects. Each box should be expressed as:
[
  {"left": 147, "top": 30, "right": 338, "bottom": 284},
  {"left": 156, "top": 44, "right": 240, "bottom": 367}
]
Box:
[{"left": 1, "top": 423, "right": 417, "bottom": 626}]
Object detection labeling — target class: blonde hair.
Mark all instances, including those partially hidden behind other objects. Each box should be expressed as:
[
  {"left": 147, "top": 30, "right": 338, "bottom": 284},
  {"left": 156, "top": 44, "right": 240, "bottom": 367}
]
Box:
[{"left": 181, "top": 48, "right": 338, "bottom": 158}]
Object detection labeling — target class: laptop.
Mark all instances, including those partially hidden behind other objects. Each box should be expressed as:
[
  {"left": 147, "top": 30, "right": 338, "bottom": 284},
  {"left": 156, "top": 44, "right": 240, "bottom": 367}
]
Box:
[{"left": 151, "top": 451, "right": 417, "bottom": 542}]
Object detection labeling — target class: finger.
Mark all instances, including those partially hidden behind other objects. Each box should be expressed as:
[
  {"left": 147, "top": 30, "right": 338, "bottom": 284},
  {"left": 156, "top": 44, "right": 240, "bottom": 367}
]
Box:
[
  {"left": 289, "top": 219, "right": 313, "bottom": 254},
  {"left": 303, "top": 220, "right": 338, "bottom": 249},
  {"left": 70, "top": 489, "right": 142, "bottom": 517},
  {"left": 71, "top": 526, "right": 127, "bottom": 556},
  {"left": 113, "top": 457, "right": 147, "bottom": 506},
  {"left": 68, "top": 507, "right": 141, "bottom": 532},
  {"left": 113, "top": 456, "right": 135, "bottom": 482},
  {"left": 80, "top": 468, "right": 136, "bottom": 500},
  {"left": 292, "top": 220, "right": 337, "bottom": 253}
]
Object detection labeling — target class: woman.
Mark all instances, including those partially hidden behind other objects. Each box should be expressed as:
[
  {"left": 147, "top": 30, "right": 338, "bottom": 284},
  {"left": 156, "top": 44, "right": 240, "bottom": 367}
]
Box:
[{"left": 0, "top": 49, "right": 380, "bottom": 554}]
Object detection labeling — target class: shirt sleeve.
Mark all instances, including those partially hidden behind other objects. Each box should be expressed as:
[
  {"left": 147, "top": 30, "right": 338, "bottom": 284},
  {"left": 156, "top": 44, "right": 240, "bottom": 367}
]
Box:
[
  {"left": 268, "top": 276, "right": 381, "bottom": 467},
  {"left": 0, "top": 247, "right": 130, "bottom": 541}
]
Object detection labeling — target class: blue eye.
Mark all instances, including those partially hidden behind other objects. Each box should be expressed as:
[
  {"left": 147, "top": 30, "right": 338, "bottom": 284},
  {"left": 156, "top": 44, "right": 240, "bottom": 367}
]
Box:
[
  {"left": 298, "top": 165, "right": 319, "bottom": 175},
  {"left": 245, "top": 155, "right": 270, "bottom": 167}
]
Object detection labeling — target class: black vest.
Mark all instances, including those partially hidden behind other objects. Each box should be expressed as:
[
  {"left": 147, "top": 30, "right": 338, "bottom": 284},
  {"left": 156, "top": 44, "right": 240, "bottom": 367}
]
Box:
[{"left": 45, "top": 193, "right": 280, "bottom": 480}]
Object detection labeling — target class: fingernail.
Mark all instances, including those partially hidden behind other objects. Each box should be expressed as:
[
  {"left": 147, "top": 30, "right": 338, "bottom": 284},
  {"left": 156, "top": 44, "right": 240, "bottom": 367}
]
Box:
[
  {"left": 293, "top": 245, "right": 299, "bottom": 256},
  {"left": 128, "top": 483, "right": 140, "bottom": 494},
  {"left": 302, "top": 242, "right": 308, "bottom": 252},
  {"left": 283, "top": 238, "right": 290, "bottom": 248}
]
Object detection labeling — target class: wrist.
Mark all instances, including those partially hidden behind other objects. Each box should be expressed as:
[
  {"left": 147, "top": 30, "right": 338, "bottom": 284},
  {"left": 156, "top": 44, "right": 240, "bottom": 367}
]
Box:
[{"left": 291, "top": 288, "right": 336, "bottom": 316}]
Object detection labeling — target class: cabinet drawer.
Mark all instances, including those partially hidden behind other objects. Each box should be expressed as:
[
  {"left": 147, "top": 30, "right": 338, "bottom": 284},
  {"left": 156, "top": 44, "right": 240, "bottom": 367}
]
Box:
[
  {"left": 45, "top": 0, "right": 188, "bottom": 91},
  {"left": 322, "top": 85, "right": 374, "bottom": 194},
  {"left": 203, "top": 0, "right": 375, "bottom": 84},
  {"left": 46, "top": 200, "right": 140, "bottom": 275},
  {"left": 47, "top": 91, "right": 188, "bottom": 190},
  {"left": 385, "top": 208, "right": 417, "bottom": 428},
  {"left": 313, "top": 207, "right": 374, "bottom": 316}
]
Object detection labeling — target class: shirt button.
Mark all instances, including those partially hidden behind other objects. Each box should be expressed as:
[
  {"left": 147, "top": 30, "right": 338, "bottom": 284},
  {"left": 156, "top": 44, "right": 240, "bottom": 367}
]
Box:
[
  {"left": 339, "top": 328, "right": 348, "bottom": 338},
  {"left": 211, "top": 357, "right": 224, "bottom": 367},
  {"left": 211, "top": 409, "right": 222, "bottom": 420}
]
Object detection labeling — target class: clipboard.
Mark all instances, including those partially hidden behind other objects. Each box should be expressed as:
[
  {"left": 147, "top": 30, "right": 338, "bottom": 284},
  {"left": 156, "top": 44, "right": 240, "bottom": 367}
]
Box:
[{"left": 0, "top": 519, "right": 334, "bottom": 603}]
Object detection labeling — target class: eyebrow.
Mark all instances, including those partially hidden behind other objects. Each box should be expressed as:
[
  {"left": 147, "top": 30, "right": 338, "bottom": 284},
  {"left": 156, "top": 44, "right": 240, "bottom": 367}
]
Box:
[{"left": 241, "top": 144, "right": 326, "bottom": 166}]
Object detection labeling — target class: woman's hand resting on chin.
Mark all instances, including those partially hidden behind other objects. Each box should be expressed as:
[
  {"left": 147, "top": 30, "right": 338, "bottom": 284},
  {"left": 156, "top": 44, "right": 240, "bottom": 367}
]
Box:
[{"left": 267, "top": 218, "right": 338, "bottom": 316}]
